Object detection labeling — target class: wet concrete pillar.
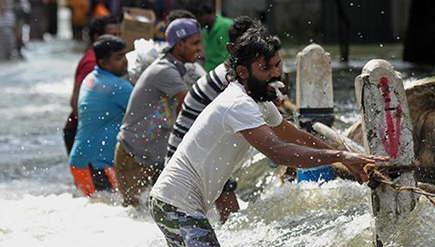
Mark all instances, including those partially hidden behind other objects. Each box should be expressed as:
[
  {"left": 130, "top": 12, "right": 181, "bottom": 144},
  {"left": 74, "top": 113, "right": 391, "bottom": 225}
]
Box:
[
  {"left": 295, "top": 43, "right": 334, "bottom": 130},
  {"left": 295, "top": 44, "right": 335, "bottom": 182},
  {"left": 355, "top": 59, "right": 417, "bottom": 246}
]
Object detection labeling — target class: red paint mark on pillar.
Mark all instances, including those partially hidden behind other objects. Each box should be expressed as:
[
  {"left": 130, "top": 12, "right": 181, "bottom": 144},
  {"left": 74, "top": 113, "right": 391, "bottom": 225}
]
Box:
[{"left": 377, "top": 77, "right": 401, "bottom": 158}]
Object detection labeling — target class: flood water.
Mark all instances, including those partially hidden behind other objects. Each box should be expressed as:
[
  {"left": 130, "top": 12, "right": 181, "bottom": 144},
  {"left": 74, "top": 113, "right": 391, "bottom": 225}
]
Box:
[{"left": 1, "top": 11, "right": 435, "bottom": 247}]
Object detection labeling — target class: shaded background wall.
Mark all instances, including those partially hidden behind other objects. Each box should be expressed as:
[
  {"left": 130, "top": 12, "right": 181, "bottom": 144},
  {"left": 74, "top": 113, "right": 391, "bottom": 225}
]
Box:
[
  {"left": 147, "top": 0, "right": 432, "bottom": 64},
  {"left": 220, "top": 0, "right": 411, "bottom": 44}
]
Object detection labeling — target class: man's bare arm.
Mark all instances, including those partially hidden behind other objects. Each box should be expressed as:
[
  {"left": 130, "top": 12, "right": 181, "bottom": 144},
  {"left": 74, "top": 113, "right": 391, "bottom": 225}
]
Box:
[
  {"left": 70, "top": 83, "right": 80, "bottom": 115},
  {"left": 240, "top": 124, "right": 389, "bottom": 182},
  {"left": 271, "top": 119, "right": 332, "bottom": 150}
]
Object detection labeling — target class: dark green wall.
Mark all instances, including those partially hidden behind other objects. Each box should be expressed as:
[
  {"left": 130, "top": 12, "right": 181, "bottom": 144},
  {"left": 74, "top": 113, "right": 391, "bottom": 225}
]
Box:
[{"left": 321, "top": 0, "right": 394, "bottom": 43}]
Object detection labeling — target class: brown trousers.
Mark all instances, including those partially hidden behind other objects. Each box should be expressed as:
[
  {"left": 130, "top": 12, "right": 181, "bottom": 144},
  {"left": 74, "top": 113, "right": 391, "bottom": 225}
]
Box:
[{"left": 114, "top": 143, "right": 160, "bottom": 208}]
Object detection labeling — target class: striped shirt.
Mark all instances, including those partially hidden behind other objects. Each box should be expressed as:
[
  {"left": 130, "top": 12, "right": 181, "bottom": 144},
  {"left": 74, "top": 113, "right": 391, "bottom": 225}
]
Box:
[{"left": 166, "top": 62, "right": 229, "bottom": 161}]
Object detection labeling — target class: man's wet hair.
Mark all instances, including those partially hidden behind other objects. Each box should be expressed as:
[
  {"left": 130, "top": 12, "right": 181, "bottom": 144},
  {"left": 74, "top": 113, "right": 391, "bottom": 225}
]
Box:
[
  {"left": 93, "top": 35, "right": 126, "bottom": 64},
  {"left": 228, "top": 16, "right": 260, "bottom": 44},
  {"left": 88, "top": 15, "right": 121, "bottom": 42},
  {"left": 186, "top": 0, "right": 215, "bottom": 16},
  {"left": 167, "top": 9, "right": 196, "bottom": 24},
  {"left": 228, "top": 27, "right": 281, "bottom": 82}
]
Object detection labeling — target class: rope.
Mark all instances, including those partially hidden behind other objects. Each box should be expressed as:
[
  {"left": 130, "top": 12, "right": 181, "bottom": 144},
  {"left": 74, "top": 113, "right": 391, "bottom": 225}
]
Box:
[{"left": 364, "top": 162, "right": 435, "bottom": 207}]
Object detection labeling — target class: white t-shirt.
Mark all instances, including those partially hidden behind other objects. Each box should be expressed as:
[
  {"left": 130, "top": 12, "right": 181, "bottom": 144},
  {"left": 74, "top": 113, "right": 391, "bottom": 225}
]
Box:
[{"left": 150, "top": 82, "right": 283, "bottom": 215}]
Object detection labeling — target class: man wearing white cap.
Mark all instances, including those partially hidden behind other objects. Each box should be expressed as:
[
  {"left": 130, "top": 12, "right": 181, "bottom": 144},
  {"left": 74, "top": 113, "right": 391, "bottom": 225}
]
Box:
[{"left": 114, "top": 18, "right": 202, "bottom": 208}]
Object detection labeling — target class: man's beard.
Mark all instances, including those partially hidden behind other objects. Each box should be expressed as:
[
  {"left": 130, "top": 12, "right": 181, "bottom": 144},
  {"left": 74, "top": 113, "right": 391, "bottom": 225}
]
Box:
[{"left": 246, "top": 73, "right": 280, "bottom": 102}]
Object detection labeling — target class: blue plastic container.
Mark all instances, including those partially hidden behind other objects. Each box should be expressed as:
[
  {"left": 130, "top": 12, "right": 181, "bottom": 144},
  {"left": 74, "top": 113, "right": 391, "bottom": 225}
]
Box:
[{"left": 297, "top": 165, "right": 335, "bottom": 183}]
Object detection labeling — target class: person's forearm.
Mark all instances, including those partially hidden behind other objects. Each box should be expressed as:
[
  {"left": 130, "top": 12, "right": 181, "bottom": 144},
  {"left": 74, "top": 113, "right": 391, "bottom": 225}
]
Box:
[
  {"left": 70, "top": 85, "right": 80, "bottom": 114},
  {"left": 267, "top": 141, "right": 343, "bottom": 169},
  {"left": 293, "top": 127, "right": 334, "bottom": 150},
  {"left": 273, "top": 120, "right": 334, "bottom": 150},
  {"left": 243, "top": 124, "right": 386, "bottom": 178}
]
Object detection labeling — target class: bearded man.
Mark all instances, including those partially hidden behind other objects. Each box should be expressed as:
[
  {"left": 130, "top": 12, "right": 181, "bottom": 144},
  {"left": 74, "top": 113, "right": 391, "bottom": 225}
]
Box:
[{"left": 149, "top": 27, "right": 389, "bottom": 246}]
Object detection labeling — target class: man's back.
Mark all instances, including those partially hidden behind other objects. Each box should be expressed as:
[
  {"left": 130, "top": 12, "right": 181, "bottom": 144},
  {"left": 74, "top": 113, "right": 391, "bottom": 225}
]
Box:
[
  {"left": 117, "top": 52, "right": 189, "bottom": 166},
  {"left": 69, "top": 67, "right": 132, "bottom": 170}
]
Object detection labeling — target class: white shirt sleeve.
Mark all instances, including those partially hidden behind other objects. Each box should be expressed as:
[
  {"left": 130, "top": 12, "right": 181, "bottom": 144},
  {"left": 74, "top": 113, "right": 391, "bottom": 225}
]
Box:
[
  {"left": 224, "top": 99, "right": 267, "bottom": 133},
  {"left": 258, "top": 101, "right": 283, "bottom": 127}
]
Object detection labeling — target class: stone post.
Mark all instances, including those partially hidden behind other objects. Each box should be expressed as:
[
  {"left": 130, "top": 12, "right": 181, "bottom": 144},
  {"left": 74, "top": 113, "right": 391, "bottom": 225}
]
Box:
[
  {"left": 295, "top": 44, "right": 335, "bottom": 182},
  {"left": 355, "top": 59, "right": 417, "bottom": 246},
  {"left": 295, "top": 43, "right": 334, "bottom": 131},
  {"left": 296, "top": 43, "right": 334, "bottom": 117}
]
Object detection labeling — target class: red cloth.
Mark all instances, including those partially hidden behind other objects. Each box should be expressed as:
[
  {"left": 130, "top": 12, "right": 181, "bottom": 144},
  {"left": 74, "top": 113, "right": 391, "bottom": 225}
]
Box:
[
  {"left": 75, "top": 48, "right": 97, "bottom": 87},
  {"left": 65, "top": 49, "right": 97, "bottom": 129}
]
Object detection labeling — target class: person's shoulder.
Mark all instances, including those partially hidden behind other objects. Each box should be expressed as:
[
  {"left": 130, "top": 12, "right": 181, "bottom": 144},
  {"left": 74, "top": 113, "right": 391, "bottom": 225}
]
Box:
[
  {"left": 83, "top": 48, "right": 96, "bottom": 59},
  {"left": 157, "top": 55, "right": 185, "bottom": 78},
  {"left": 87, "top": 47, "right": 95, "bottom": 55},
  {"left": 138, "top": 59, "right": 182, "bottom": 88},
  {"left": 214, "top": 63, "right": 229, "bottom": 77},
  {"left": 224, "top": 83, "right": 255, "bottom": 105},
  {"left": 138, "top": 57, "right": 167, "bottom": 79},
  {"left": 149, "top": 55, "right": 176, "bottom": 72},
  {"left": 217, "top": 15, "right": 232, "bottom": 23},
  {"left": 153, "top": 61, "right": 180, "bottom": 80},
  {"left": 78, "top": 49, "right": 96, "bottom": 67},
  {"left": 209, "top": 63, "right": 229, "bottom": 87},
  {"left": 112, "top": 76, "right": 133, "bottom": 88},
  {"left": 223, "top": 86, "right": 262, "bottom": 121},
  {"left": 217, "top": 15, "right": 233, "bottom": 27},
  {"left": 112, "top": 78, "right": 134, "bottom": 94}
]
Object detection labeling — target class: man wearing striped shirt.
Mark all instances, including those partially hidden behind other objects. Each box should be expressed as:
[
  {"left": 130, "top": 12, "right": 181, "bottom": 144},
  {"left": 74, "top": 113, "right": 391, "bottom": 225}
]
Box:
[{"left": 165, "top": 16, "right": 259, "bottom": 223}]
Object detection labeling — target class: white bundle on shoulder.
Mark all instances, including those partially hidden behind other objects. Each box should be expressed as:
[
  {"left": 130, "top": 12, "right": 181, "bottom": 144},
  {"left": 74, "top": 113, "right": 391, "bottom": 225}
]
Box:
[
  {"left": 126, "top": 38, "right": 206, "bottom": 87},
  {"left": 126, "top": 38, "right": 163, "bottom": 84}
]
